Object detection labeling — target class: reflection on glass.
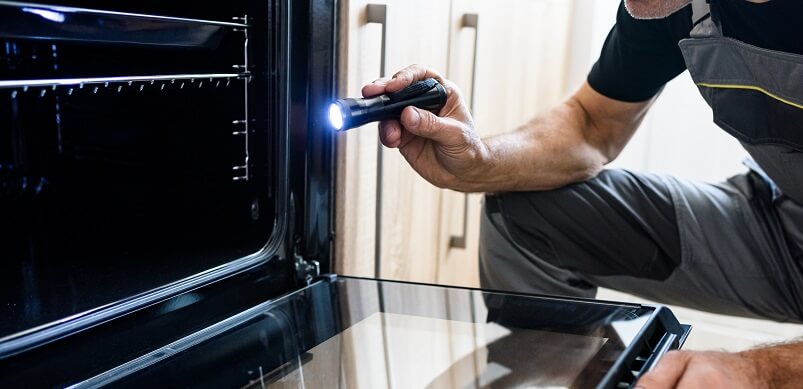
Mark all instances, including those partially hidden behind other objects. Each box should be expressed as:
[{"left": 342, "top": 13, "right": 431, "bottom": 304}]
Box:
[
  {"left": 245, "top": 278, "right": 648, "bottom": 389},
  {"left": 109, "top": 277, "right": 661, "bottom": 389},
  {"left": 261, "top": 312, "right": 611, "bottom": 389}
]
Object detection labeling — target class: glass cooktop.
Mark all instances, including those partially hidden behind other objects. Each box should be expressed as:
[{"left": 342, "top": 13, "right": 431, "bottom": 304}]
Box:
[{"left": 72, "top": 276, "right": 688, "bottom": 389}]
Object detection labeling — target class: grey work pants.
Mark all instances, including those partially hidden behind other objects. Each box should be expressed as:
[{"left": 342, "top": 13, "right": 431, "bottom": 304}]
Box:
[{"left": 479, "top": 169, "right": 803, "bottom": 323}]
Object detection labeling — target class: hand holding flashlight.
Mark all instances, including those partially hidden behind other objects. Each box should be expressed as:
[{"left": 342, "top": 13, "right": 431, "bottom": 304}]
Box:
[
  {"left": 357, "top": 65, "right": 489, "bottom": 192},
  {"left": 330, "top": 78, "right": 447, "bottom": 132}
]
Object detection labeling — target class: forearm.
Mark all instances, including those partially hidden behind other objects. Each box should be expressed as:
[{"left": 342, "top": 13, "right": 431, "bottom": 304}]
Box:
[
  {"left": 743, "top": 340, "right": 803, "bottom": 388},
  {"left": 466, "top": 99, "right": 608, "bottom": 192},
  {"left": 460, "top": 83, "right": 653, "bottom": 193}
]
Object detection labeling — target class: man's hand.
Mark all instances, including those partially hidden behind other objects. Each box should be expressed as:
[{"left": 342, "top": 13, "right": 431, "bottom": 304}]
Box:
[
  {"left": 362, "top": 64, "right": 656, "bottom": 193},
  {"left": 638, "top": 341, "right": 803, "bottom": 389},
  {"left": 361, "top": 64, "right": 490, "bottom": 191},
  {"left": 635, "top": 351, "right": 766, "bottom": 389}
]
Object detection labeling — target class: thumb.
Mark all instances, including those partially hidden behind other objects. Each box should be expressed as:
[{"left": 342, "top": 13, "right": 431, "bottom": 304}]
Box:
[
  {"left": 400, "top": 107, "right": 464, "bottom": 145},
  {"left": 635, "top": 351, "right": 691, "bottom": 389}
]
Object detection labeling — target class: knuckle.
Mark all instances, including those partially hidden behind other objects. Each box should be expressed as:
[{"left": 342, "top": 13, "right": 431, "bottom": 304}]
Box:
[
  {"left": 461, "top": 129, "right": 475, "bottom": 146},
  {"left": 636, "top": 372, "right": 660, "bottom": 386},
  {"left": 421, "top": 111, "right": 436, "bottom": 130},
  {"left": 664, "top": 351, "right": 689, "bottom": 363},
  {"left": 417, "top": 112, "right": 432, "bottom": 130},
  {"left": 393, "top": 69, "right": 409, "bottom": 82},
  {"left": 443, "top": 79, "right": 461, "bottom": 95}
]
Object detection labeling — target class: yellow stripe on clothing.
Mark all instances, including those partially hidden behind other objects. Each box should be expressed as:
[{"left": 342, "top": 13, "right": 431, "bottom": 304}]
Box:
[{"left": 696, "top": 82, "right": 803, "bottom": 111}]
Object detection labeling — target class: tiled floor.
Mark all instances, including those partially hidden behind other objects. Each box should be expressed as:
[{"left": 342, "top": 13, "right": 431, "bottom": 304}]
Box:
[{"left": 597, "top": 289, "right": 803, "bottom": 352}]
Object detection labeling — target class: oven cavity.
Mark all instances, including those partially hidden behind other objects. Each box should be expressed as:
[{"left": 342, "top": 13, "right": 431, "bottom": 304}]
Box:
[{"left": 0, "top": 0, "right": 276, "bottom": 342}]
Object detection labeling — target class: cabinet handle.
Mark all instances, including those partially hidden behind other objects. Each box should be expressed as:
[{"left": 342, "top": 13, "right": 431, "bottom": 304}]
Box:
[
  {"left": 449, "top": 13, "right": 479, "bottom": 250},
  {"left": 367, "top": 3, "right": 388, "bottom": 277},
  {"left": 366, "top": 4, "right": 388, "bottom": 78}
]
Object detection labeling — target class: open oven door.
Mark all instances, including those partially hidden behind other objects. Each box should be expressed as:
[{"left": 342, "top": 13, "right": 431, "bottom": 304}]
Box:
[{"left": 63, "top": 276, "right": 691, "bottom": 389}]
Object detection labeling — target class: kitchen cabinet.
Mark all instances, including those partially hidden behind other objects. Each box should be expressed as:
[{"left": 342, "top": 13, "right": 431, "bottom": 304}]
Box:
[{"left": 336, "top": 0, "right": 577, "bottom": 287}]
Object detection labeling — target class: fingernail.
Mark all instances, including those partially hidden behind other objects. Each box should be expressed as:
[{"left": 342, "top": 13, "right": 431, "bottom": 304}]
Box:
[{"left": 408, "top": 108, "right": 420, "bottom": 127}]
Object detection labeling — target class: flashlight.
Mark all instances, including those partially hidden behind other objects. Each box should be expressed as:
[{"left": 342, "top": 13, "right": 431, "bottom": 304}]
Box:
[{"left": 328, "top": 78, "right": 447, "bottom": 131}]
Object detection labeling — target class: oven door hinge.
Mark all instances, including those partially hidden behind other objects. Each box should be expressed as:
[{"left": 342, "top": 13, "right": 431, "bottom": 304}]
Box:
[{"left": 294, "top": 253, "right": 320, "bottom": 284}]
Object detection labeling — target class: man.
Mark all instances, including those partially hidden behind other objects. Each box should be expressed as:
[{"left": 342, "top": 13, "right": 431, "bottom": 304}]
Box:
[{"left": 362, "top": 0, "right": 803, "bottom": 387}]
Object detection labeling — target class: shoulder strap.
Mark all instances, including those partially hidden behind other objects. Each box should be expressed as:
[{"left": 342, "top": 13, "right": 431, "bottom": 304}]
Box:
[{"left": 691, "top": 0, "right": 710, "bottom": 25}]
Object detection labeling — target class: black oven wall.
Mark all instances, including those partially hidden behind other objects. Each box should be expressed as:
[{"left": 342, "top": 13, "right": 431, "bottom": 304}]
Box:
[{"left": 0, "top": 0, "right": 300, "bottom": 346}]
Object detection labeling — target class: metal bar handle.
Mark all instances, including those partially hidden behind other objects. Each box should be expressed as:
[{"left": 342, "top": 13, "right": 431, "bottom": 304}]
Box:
[
  {"left": 449, "top": 13, "right": 479, "bottom": 249},
  {"left": 0, "top": 73, "right": 246, "bottom": 89},
  {"left": 367, "top": 3, "right": 388, "bottom": 278},
  {"left": 645, "top": 333, "right": 679, "bottom": 373}
]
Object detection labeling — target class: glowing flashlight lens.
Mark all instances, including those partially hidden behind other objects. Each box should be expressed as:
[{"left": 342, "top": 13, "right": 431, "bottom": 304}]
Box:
[{"left": 329, "top": 103, "right": 344, "bottom": 130}]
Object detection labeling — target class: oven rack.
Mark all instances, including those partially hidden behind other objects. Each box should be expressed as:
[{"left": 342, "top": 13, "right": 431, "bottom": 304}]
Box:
[
  {"left": 0, "top": 1, "right": 248, "bottom": 49},
  {"left": 2, "top": 72, "right": 254, "bottom": 183},
  {"left": 0, "top": 73, "right": 249, "bottom": 93}
]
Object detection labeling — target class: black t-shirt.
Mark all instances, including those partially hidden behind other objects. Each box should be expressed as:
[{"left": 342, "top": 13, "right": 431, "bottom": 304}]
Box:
[{"left": 587, "top": 0, "right": 803, "bottom": 103}]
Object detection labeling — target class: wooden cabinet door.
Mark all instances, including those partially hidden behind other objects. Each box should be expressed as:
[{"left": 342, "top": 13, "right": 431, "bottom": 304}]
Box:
[
  {"left": 436, "top": 0, "right": 482, "bottom": 288},
  {"left": 377, "top": 0, "right": 452, "bottom": 283},
  {"left": 436, "top": 0, "right": 577, "bottom": 288},
  {"left": 336, "top": 0, "right": 388, "bottom": 279},
  {"left": 335, "top": 0, "right": 452, "bottom": 283}
]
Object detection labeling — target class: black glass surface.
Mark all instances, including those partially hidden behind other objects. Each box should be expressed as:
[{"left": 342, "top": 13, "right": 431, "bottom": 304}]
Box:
[
  {"left": 90, "top": 277, "right": 666, "bottom": 389},
  {"left": 0, "top": 0, "right": 280, "bottom": 341}
]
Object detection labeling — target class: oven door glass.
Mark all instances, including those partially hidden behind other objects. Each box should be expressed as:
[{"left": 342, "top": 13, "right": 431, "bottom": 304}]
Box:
[{"left": 80, "top": 277, "right": 688, "bottom": 389}]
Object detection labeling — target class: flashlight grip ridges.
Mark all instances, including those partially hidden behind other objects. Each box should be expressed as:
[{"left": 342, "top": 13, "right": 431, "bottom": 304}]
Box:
[{"left": 388, "top": 78, "right": 439, "bottom": 102}]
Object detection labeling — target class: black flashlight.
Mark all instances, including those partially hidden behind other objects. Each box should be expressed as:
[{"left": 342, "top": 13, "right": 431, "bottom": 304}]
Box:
[{"left": 328, "top": 78, "right": 447, "bottom": 131}]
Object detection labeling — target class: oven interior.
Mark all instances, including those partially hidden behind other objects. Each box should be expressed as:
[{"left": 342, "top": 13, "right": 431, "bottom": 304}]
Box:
[{"left": 0, "top": 0, "right": 287, "bottom": 342}]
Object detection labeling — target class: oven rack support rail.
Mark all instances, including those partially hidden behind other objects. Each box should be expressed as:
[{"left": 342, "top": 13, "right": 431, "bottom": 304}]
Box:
[{"left": 232, "top": 15, "right": 251, "bottom": 182}]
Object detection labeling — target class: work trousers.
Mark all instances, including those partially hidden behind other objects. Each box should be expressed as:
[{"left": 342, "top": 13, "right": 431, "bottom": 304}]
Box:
[{"left": 479, "top": 169, "right": 803, "bottom": 323}]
